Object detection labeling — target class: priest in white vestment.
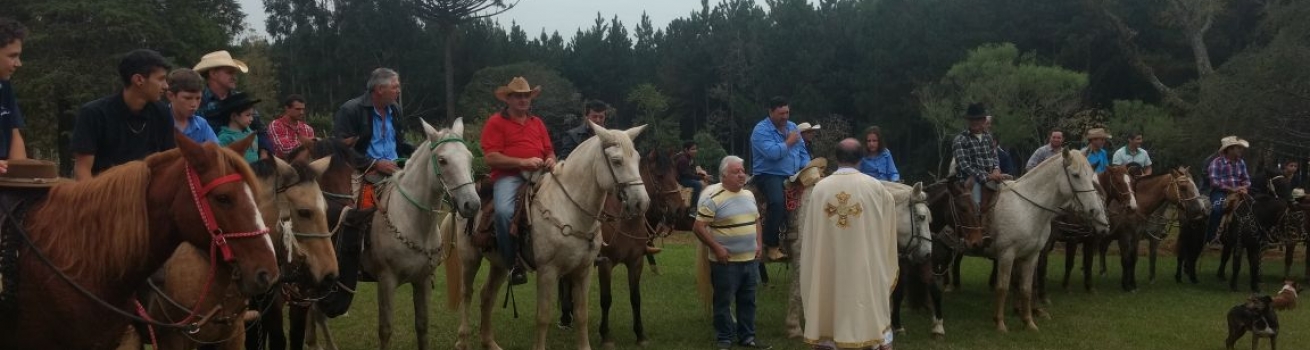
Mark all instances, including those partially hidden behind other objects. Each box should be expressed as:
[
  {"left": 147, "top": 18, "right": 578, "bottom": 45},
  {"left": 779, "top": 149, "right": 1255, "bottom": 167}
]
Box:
[{"left": 800, "top": 138, "right": 898, "bottom": 349}]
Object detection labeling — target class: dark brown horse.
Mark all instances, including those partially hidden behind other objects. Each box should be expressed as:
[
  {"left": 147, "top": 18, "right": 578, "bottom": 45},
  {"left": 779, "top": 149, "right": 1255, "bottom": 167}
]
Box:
[
  {"left": 0, "top": 134, "right": 280, "bottom": 350},
  {"left": 556, "top": 149, "right": 685, "bottom": 348},
  {"left": 1047, "top": 165, "right": 1136, "bottom": 293},
  {"left": 925, "top": 180, "right": 985, "bottom": 293}
]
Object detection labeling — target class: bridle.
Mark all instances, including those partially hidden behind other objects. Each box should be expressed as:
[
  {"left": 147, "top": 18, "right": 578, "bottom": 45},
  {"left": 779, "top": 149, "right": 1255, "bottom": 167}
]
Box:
[
  {"left": 899, "top": 198, "right": 933, "bottom": 263},
  {"left": 393, "top": 136, "right": 474, "bottom": 212},
  {"left": 1009, "top": 158, "right": 1108, "bottom": 227}
]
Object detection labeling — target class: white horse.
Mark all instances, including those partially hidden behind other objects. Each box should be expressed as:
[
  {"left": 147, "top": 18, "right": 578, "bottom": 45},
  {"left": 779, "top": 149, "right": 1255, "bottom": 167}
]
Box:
[
  {"left": 447, "top": 123, "right": 649, "bottom": 350},
  {"left": 986, "top": 148, "right": 1109, "bottom": 332},
  {"left": 355, "top": 118, "right": 481, "bottom": 350}
]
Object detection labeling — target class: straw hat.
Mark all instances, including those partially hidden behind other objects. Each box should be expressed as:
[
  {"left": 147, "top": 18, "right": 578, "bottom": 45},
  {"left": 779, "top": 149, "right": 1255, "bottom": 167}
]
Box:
[
  {"left": 0, "top": 159, "right": 70, "bottom": 188},
  {"left": 797, "top": 122, "right": 821, "bottom": 133},
  {"left": 790, "top": 158, "right": 828, "bottom": 187},
  {"left": 494, "top": 77, "right": 542, "bottom": 102},
  {"left": 193, "top": 50, "right": 249, "bottom": 74},
  {"left": 1218, "top": 136, "right": 1250, "bottom": 153},
  {"left": 1085, "top": 128, "right": 1112, "bottom": 140},
  {"left": 1292, "top": 188, "right": 1305, "bottom": 200}
]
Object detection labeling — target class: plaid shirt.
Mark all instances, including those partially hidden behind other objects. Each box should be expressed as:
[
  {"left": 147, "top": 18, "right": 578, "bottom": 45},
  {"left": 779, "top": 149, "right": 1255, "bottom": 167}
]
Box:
[
  {"left": 952, "top": 130, "right": 998, "bottom": 182},
  {"left": 268, "top": 117, "right": 315, "bottom": 158},
  {"left": 1207, "top": 156, "right": 1251, "bottom": 192}
]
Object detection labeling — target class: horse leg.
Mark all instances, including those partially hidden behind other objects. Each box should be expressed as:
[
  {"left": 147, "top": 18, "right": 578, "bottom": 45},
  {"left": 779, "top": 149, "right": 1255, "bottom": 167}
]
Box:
[
  {"left": 1148, "top": 237, "right": 1161, "bottom": 284},
  {"left": 949, "top": 253, "right": 964, "bottom": 291},
  {"left": 1082, "top": 237, "right": 1096, "bottom": 292},
  {"left": 1218, "top": 238, "right": 1234, "bottom": 280},
  {"left": 569, "top": 266, "right": 596, "bottom": 350},
  {"left": 988, "top": 258, "right": 998, "bottom": 290},
  {"left": 313, "top": 306, "right": 340, "bottom": 350},
  {"left": 1230, "top": 242, "right": 1244, "bottom": 292},
  {"left": 1284, "top": 241, "right": 1295, "bottom": 279},
  {"left": 1247, "top": 242, "right": 1262, "bottom": 293},
  {"left": 413, "top": 274, "right": 433, "bottom": 350},
  {"left": 628, "top": 259, "right": 649, "bottom": 347},
  {"left": 479, "top": 265, "right": 508, "bottom": 350},
  {"left": 1119, "top": 233, "right": 1137, "bottom": 292},
  {"left": 645, "top": 252, "right": 660, "bottom": 276},
  {"left": 289, "top": 304, "right": 309, "bottom": 350},
  {"left": 1303, "top": 240, "right": 1310, "bottom": 284},
  {"left": 268, "top": 297, "right": 287, "bottom": 350},
  {"left": 891, "top": 272, "right": 905, "bottom": 333},
  {"left": 1062, "top": 241, "right": 1076, "bottom": 290},
  {"left": 533, "top": 267, "right": 560, "bottom": 350},
  {"left": 558, "top": 280, "right": 574, "bottom": 330},
  {"left": 1098, "top": 237, "right": 1110, "bottom": 276},
  {"left": 784, "top": 250, "right": 804, "bottom": 339},
  {"left": 993, "top": 253, "right": 1015, "bottom": 333},
  {"left": 375, "top": 272, "right": 399, "bottom": 350},
  {"left": 1018, "top": 256, "right": 1040, "bottom": 331},
  {"left": 1034, "top": 241, "right": 1050, "bottom": 305},
  {"left": 920, "top": 262, "right": 946, "bottom": 337},
  {"left": 597, "top": 261, "right": 616, "bottom": 349}
]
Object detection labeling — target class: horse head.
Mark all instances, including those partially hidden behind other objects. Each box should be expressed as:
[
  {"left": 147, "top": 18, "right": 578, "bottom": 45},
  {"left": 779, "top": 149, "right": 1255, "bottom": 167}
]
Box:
[
  {"left": 891, "top": 181, "right": 933, "bottom": 262},
  {"left": 1170, "top": 166, "right": 1209, "bottom": 219},
  {"left": 1061, "top": 148, "right": 1110, "bottom": 235},
  {"left": 581, "top": 121, "right": 650, "bottom": 217},
  {"left": 174, "top": 132, "right": 280, "bottom": 296},
  {"left": 415, "top": 117, "right": 480, "bottom": 218},
  {"left": 277, "top": 157, "right": 339, "bottom": 290},
  {"left": 641, "top": 149, "right": 685, "bottom": 221},
  {"left": 925, "top": 180, "right": 985, "bottom": 250},
  {"left": 1101, "top": 165, "right": 1139, "bottom": 212}
]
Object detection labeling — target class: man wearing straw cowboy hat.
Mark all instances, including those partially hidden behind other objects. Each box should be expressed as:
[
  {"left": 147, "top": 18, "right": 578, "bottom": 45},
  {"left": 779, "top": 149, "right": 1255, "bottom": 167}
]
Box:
[
  {"left": 1081, "top": 127, "right": 1112, "bottom": 174},
  {"left": 1206, "top": 136, "right": 1252, "bottom": 242},
  {"left": 798, "top": 122, "right": 820, "bottom": 157},
  {"left": 481, "top": 76, "right": 557, "bottom": 286},
  {"left": 194, "top": 50, "right": 276, "bottom": 157}
]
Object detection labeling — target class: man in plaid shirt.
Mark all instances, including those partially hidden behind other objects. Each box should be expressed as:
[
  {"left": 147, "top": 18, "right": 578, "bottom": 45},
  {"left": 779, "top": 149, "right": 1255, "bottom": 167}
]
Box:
[
  {"left": 268, "top": 94, "right": 314, "bottom": 158},
  {"left": 1206, "top": 136, "right": 1251, "bottom": 242},
  {"left": 952, "top": 103, "right": 1005, "bottom": 213}
]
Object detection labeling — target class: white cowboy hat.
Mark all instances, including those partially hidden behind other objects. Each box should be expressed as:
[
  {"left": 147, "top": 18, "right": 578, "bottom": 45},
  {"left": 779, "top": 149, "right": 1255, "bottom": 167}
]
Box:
[
  {"left": 1218, "top": 136, "right": 1250, "bottom": 153},
  {"left": 1292, "top": 188, "right": 1305, "bottom": 200},
  {"left": 798, "top": 122, "right": 821, "bottom": 133},
  {"left": 193, "top": 50, "right": 249, "bottom": 74},
  {"left": 494, "top": 76, "right": 542, "bottom": 102},
  {"left": 1085, "top": 128, "right": 1112, "bottom": 140}
]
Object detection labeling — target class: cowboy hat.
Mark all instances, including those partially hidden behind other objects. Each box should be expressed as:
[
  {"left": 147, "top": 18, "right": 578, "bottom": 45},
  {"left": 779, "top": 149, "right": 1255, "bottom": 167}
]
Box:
[
  {"left": 797, "top": 122, "right": 821, "bottom": 133},
  {"left": 789, "top": 157, "right": 828, "bottom": 187},
  {"left": 0, "top": 159, "right": 70, "bottom": 188},
  {"left": 1218, "top": 136, "right": 1250, "bottom": 153},
  {"left": 204, "top": 92, "right": 261, "bottom": 123},
  {"left": 1085, "top": 128, "right": 1112, "bottom": 140},
  {"left": 494, "top": 77, "right": 542, "bottom": 102},
  {"left": 1293, "top": 188, "right": 1305, "bottom": 200},
  {"left": 193, "top": 50, "right": 249, "bottom": 74},
  {"left": 964, "top": 103, "right": 988, "bottom": 120}
]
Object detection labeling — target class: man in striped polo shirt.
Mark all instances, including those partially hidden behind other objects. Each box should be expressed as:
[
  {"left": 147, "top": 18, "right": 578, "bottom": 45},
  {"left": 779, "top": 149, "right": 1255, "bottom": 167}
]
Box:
[{"left": 694, "top": 155, "right": 772, "bottom": 350}]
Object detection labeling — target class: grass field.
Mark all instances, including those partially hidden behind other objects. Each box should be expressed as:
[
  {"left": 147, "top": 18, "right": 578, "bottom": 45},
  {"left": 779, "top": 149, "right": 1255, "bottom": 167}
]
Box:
[{"left": 314, "top": 234, "right": 1306, "bottom": 350}]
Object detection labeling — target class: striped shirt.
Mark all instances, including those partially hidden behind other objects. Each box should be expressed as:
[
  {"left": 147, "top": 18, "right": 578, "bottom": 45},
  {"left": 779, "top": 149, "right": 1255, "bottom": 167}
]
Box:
[{"left": 696, "top": 187, "right": 761, "bottom": 262}]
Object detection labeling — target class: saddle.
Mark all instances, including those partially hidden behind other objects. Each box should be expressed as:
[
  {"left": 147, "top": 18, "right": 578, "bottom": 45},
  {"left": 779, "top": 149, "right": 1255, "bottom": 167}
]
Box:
[{"left": 472, "top": 176, "right": 537, "bottom": 268}]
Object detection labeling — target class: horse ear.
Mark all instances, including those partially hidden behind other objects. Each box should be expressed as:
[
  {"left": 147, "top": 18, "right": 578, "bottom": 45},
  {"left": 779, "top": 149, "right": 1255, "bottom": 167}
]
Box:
[
  {"left": 420, "top": 118, "right": 440, "bottom": 140},
  {"left": 275, "top": 158, "right": 299, "bottom": 185},
  {"left": 307, "top": 156, "right": 331, "bottom": 179},
  {"left": 451, "top": 117, "right": 465, "bottom": 137},
  {"left": 913, "top": 181, "right": 923, "bottom": 193},
  {"left": 624, "top": 124, "right": 648, "bottom": 140},
  {"left": 589, "top": 121, "right": 615, "bottom": 144},
  {"left": 227, "top": 132, "right": 256, "bottom": 155},
  {"left": 175, "top": 129, "right": 208, "bottom": 168}
]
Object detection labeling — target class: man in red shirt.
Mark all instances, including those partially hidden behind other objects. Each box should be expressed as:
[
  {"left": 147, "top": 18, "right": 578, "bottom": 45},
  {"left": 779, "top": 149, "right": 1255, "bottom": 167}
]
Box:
[
  {"left": 268, "top": 94, "right": 313, "bottom": 158},
  {"left": 481, "top": 76, "right": 556, "bottom": 286}
]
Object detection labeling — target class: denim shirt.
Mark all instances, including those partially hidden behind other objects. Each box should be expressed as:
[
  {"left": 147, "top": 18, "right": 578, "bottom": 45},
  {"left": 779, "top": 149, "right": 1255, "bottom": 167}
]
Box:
[
  {"left": 367, "top": 107, "right": 399, "bottom": 161},
  {"left": 859, "top": 148, "right": 900, "bottom": 182},
  {"left": 749, "top": 118, "right": 809, "bottom": 176},
  {"left": 1083, "top": 147, "right": 1109, "bottom": 174}
]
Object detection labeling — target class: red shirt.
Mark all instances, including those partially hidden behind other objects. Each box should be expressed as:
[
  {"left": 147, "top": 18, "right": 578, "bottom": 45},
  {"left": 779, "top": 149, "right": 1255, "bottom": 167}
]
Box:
[{"left": 481, "top": 111, "right": 553, "bottom": 181}]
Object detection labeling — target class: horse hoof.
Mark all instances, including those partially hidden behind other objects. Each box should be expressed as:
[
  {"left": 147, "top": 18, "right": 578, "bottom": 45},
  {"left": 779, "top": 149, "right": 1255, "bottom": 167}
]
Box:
[
  {"left": 454, "top": 341, "right": 468, "bottom": 350},
  {"left": 637, "top": 339, "right": 650, "bottom": 348},
  {"left": 1026, "top": 323, "right": 1040, "bottom": 332},
  {"left": 602, "top": 342, "right": 616, "bottom": 350},
  {"left": 944, "top": 285, "right": 955, "bottom": 293},
  {"left": 787, "top": 329, "right": 804, "bottom": 339},
  {"left": 558, "top": 323, "right": 573, "bottom": 331},
  {"left": 996, "top": 323, "right": 1009, "bottom": 333},
  {"left": 895, "top": 327, "right": 906, "bottom": 334},
  {"left": 1036, "top": 309, "right": 1052, "bottom": 320}
]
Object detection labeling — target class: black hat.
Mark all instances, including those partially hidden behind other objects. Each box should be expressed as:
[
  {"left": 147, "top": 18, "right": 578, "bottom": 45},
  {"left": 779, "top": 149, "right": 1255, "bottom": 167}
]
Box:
[
  {"left": 205, "top": 92, "right": 261, "bottom": 124},
  {"left": 964, "top": 103, "right": 987, "bottom": 120}
]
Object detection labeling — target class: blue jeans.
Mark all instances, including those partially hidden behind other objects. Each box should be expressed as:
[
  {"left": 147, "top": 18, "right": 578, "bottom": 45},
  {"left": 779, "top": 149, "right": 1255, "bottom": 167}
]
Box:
[
  {"left": 710, "top": 260, "right": 759, "bottom": 344},
  {"left": 680, "top": 178, "right": 704, "bottom": 208},
  {"left": 495, "top": 175, "right": 525, "bottom": 265},
  {"left": 754, "top": 174, "right": 786, "bottom": 248},
  {"left": 1207, "top": 190, "right": 1227, "bottom": 243}
]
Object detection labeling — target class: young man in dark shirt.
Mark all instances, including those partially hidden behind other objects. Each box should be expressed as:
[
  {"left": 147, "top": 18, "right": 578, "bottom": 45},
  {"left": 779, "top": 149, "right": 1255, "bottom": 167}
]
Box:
[
  {"left": 0, "top": 18, "right": 29, "bottom": 172},
  {"left": 71, "top": 49, "right": 176, "bottom": 180}
]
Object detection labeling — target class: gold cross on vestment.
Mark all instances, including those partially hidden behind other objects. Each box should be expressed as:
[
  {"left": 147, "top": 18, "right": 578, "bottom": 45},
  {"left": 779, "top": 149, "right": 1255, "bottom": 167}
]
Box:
[{"left": 824, "top": 191, "right": 862, "bottom": 229}]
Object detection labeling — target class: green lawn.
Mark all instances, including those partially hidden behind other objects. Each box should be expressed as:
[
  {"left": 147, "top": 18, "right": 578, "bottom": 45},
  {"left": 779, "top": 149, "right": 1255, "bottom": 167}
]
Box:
[{"left": 316, "top": 236, "right": 1305, "bottom": 350}]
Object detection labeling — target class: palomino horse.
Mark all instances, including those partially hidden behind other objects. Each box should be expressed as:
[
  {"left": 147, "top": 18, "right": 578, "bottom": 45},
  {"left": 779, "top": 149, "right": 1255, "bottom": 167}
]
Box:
[
  {"left": 980, "top": 148, "right": 1108, "bottom": 332},
  {"left": 880, "top": 182, "right": 944, "bottom": 337},
  {"left": 359, "top": 118, "right": 481, "bottom": 350},
  {"left": 447, "top": 123, "right": 649, "bottom": 350},
  {"left": 555, "top": 149, "right": 686, "bottom": 349},
  {"left": 135, "top": 156, "right": 336, "bottom": 350},
  {"left": 0, "top": 134, "right": 280, "bottom": 349}
]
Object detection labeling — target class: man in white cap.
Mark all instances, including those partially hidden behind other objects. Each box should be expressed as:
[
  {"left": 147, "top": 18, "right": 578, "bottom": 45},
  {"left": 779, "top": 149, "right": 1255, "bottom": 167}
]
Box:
[
  {"left": 481, "top": 76, "right": 556, "bottom": 286},
  {"left": 194, "top": 50, "right": 275, "bottom": 157},
  {"left": 1206, "top": 136, "right": 1251, "bottom": 242}
]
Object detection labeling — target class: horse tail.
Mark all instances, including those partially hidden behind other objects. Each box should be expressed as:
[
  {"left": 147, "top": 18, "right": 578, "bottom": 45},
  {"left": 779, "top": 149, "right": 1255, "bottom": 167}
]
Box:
[
  {"left": 443, "top": 214, "right": 462, "bottom": 311},
  {"left": 695, "top": 244, "right": 713, "bottom": 316}
]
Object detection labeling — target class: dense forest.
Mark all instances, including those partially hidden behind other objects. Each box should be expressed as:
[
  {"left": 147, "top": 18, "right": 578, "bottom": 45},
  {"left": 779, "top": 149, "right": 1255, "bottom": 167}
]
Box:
[{"left": 7, "top": 0, "right": 1309, "bottom": 179}]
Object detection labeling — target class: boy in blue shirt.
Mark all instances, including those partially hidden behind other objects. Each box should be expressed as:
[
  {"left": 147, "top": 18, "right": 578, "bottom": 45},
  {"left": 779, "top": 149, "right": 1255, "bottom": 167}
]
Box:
[{"left": 166, "top": 68, "right": 218, "bottom": 144}]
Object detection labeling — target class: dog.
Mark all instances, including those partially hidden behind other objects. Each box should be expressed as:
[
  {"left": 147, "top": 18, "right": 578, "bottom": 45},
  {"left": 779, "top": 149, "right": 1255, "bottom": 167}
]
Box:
[
  {"left": 1226, "top": 294, "right": 1279, "bottom": 350},
  {"left": 1272, "top": 280, "right": 1300, "bottom": 311}
]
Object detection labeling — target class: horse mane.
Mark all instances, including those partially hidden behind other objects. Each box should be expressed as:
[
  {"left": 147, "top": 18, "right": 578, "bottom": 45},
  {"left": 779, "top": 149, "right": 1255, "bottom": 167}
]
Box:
[
  {"left": 27, "top": 159, "right": 153, "bottom": 283},
  {"left": 881, "top": 181, "right": 915, "bottom": 205},
  {"left": 291, "top": 138, "right": 363, "bottom": 170}
]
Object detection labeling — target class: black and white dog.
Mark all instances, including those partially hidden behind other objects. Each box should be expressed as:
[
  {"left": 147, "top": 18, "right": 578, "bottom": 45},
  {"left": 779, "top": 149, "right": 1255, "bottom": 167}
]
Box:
[{"left": 1227, "top": 294, "right": 1279, "bottom": 350}]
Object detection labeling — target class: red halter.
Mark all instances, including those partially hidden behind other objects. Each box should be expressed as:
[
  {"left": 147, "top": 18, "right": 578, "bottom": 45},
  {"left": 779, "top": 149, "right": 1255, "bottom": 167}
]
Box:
[{"left": 184, "top": 164, "right": 269, "bottom": 262}]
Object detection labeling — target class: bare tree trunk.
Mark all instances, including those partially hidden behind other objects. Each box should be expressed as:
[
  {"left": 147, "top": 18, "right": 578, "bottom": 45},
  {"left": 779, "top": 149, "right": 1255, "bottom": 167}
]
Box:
[
  {"left": 1188, "top": 18, "right": 1215, "bottom": 77},
  {"left": 1100, "top": 9, "right": 1190, "bottom": 110},
  {"left": 444, "top": 22, "right": 457, "bottom": 124}
]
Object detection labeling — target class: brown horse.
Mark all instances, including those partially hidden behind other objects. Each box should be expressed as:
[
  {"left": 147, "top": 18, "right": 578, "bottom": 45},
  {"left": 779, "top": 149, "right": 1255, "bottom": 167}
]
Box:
[
  {"left": 1046, "top": 165, "right": 1136, "bottom": 293},
  {"left": 557, "top": 149, "right": 686, "bottom": 349},
  {"left": 1110, "top": 167, "right": 1206, "bottom": 290},
  {"left": 133, "top": 156, "right": 337, "bottom": 350},
  {"left": 0, "top": 134, "right": 280, "bottom": 350}
]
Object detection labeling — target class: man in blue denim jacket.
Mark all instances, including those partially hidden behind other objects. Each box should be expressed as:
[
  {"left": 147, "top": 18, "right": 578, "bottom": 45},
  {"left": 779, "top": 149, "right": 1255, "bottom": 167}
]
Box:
[{"left": 749, "top": 96, "right": 809, "bottom": 261}]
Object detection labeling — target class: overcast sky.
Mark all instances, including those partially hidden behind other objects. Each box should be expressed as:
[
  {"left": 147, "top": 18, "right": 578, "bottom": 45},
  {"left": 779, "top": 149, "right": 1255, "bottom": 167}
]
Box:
[{"left": 238, "top": 0, "right": 784, "bottom": 39}]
